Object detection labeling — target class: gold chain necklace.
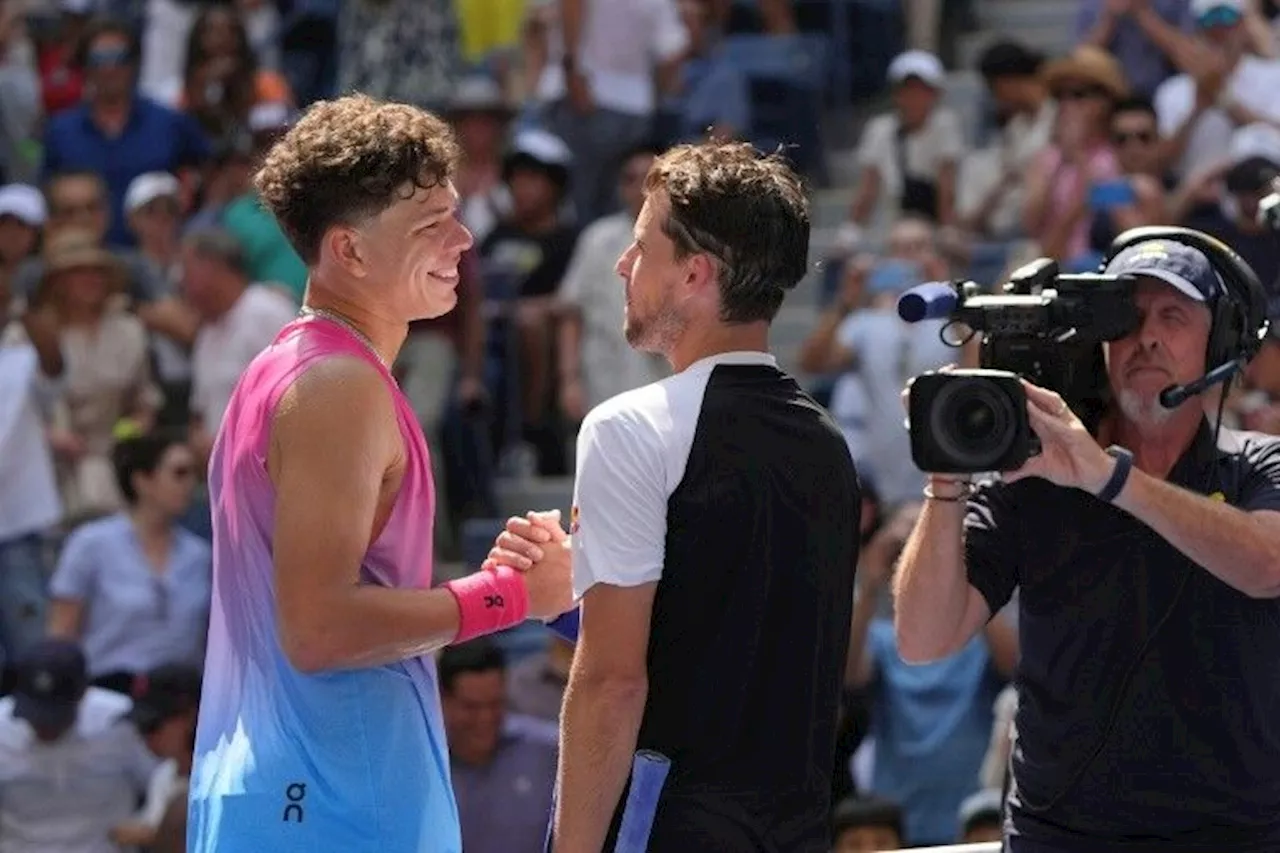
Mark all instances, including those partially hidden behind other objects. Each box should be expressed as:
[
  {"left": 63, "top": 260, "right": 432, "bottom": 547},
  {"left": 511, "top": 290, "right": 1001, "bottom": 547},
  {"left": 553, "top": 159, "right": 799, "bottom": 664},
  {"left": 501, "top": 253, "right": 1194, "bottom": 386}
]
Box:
[{"left": 298, "top": 306, "right": 386, "bottom": 366}]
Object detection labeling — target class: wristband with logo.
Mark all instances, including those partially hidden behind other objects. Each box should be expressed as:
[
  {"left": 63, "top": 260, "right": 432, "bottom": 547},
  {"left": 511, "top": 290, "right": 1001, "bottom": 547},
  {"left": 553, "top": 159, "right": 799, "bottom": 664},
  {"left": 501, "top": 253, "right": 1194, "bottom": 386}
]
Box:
[{"left": 444, "top": 566, "right": 530, "bottom": 643}]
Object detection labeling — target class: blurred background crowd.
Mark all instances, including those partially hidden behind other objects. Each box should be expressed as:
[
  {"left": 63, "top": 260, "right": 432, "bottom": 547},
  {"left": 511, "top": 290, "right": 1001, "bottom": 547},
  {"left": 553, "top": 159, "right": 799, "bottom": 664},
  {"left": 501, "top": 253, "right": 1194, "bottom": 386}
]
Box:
[{"left": 2, "top": 0, "right": 1280, "bottom": 851}]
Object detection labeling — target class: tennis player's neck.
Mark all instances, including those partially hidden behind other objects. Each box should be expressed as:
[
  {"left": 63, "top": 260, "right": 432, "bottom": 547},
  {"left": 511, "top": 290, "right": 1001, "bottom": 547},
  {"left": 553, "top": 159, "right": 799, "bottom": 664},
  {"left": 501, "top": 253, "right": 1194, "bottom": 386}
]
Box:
[
  {"left": 302, "top": 288, "right": 408, "bottom": 366},
  {"left": 669, "top": 322, "right": 770, "bottom": 373}
]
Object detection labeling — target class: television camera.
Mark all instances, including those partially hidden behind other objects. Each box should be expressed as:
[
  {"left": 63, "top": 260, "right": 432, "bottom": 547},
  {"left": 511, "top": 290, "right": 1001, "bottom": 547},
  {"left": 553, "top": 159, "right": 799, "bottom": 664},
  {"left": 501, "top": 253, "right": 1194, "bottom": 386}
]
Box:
[{"left": 899, "top": 257, "right": 1138, "bottom": 474}]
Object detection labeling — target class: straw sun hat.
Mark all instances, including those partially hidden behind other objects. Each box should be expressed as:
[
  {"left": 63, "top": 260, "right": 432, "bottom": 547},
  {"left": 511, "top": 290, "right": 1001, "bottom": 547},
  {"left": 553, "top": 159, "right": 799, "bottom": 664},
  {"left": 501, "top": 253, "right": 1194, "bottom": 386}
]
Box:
[
  {"left": 35, "top": 228, "right": 128, "bottom": 302},
  {"left": 1041, "top": 45, "right": 1129, "bottom": 101}
]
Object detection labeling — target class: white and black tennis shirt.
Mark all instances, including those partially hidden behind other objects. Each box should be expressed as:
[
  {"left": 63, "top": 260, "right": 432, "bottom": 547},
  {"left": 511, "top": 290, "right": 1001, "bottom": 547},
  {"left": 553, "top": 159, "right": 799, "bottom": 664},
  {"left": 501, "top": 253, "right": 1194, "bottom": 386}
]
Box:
[{"left": 571, "top": 351, "right": 861, "bottom": 852}]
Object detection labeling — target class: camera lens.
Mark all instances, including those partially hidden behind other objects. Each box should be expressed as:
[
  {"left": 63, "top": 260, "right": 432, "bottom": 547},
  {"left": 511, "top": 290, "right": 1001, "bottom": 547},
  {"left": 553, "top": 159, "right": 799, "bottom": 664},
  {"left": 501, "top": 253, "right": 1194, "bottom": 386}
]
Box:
[
  {"left": 928, "top": 378, "right": 1019, "bottom": 471},
  {"left": 955, "top": 397, "right": 996, "bottom": 442}
]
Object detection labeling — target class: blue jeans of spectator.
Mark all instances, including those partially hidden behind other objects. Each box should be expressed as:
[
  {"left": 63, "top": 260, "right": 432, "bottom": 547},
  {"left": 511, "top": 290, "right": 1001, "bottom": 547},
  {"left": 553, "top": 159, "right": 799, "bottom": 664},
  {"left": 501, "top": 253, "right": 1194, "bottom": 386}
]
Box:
[{"left": 0, "top": 533, "right": 49, "bottom": 671}]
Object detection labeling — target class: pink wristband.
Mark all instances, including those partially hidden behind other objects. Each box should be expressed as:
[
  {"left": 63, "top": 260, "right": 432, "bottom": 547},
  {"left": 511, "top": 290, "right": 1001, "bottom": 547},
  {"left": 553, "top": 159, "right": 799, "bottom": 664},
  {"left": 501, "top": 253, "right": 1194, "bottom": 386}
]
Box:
[{"left": 444, "top": 566, "right": 530, "bottom": 643}]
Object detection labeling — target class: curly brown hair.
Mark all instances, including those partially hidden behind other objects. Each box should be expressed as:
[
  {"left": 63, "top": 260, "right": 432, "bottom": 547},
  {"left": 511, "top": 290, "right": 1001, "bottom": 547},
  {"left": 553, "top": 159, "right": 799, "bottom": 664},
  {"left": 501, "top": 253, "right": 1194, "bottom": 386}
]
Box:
[
  {"left": 255, "top": 94, "right": 461, "bottom": 264},
  {"left": 644, "top": 142, "right": 809, "bottom": 324}
]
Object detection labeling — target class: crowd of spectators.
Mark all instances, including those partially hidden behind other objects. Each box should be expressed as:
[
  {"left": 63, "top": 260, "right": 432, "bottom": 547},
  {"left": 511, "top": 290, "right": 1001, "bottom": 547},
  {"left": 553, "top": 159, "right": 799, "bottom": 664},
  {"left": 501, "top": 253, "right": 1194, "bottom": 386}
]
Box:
[{"left": 1, "top": 0, "right": 1279, "bottom": 851}]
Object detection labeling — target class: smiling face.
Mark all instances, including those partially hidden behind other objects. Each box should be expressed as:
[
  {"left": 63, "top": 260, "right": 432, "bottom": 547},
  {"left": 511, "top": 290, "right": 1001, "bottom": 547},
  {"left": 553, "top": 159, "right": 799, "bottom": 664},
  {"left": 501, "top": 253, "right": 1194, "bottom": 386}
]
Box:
[
  {"left": 1105, "top": 277, "right": 1213, "bottom": 425},
  {"left": 351, "top": 180, "right": 474, "bottom": 321}
]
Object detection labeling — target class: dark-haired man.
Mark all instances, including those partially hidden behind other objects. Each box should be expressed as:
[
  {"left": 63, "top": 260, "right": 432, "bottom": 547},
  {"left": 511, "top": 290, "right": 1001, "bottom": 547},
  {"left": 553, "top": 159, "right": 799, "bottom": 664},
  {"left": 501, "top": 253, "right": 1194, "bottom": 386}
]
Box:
[
  {"left": 189, "top": 95, "right": 573, "bottom": 853},
  {"left": 489, "top": 142, "right": 861, "bottom": 852},
  {"left": 440, "top": 639, "right": 558, "bottom": 853},
  {"left": 41, "top": 19, "right": 208, "bottom": 248}
]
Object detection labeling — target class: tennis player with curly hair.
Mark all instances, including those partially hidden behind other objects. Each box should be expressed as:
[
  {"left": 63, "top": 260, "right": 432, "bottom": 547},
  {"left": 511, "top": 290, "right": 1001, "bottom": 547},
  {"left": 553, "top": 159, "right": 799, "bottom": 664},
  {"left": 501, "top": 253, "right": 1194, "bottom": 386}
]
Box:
[{"left": 187, "top": 95, "right": 572, "bottom": 853}]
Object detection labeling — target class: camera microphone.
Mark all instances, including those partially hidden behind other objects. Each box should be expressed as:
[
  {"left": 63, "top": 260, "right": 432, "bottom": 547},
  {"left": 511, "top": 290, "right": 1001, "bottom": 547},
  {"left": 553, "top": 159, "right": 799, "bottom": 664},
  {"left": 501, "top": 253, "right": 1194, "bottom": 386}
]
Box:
[
  {"left": 1158, "top": 360, "right": 1245, "bottom": 409},
  {"left": 897, "top": 281, "right": 957, "bottom": 323}
]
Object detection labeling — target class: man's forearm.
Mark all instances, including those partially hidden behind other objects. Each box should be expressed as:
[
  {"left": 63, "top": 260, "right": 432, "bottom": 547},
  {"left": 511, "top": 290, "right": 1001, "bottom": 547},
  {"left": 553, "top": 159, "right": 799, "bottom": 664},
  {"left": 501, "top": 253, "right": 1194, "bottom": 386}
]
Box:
[
  {"left": 894, "top": 495, "right": 976, "bottom": 661},
  {"left": 1113, "top": 469, "right": 1280, "bottom": 597},
  {"left": 1133, "top": 7, "right": 1199, "bottom": 69},
  {"left": 282, "top": 585, "right": 462, "bottom": 672},
  {"left": 553, "top": 672, "right": 647, "bottom": 853}
]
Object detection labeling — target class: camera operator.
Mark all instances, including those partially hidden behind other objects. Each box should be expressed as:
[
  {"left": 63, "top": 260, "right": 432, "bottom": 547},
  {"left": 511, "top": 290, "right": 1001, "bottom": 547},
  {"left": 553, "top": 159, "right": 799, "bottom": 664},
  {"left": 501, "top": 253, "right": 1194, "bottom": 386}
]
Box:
[{"left": 894, "top": 238, "right": 1280, "bottom": 852}]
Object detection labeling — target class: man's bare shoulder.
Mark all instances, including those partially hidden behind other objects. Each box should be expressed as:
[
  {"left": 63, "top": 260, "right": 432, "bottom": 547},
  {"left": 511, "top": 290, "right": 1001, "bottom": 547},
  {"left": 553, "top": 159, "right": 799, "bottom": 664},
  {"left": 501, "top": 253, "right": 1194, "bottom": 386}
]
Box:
[{"left": 270, "top": 355, "right": 400, "bottom": 470}]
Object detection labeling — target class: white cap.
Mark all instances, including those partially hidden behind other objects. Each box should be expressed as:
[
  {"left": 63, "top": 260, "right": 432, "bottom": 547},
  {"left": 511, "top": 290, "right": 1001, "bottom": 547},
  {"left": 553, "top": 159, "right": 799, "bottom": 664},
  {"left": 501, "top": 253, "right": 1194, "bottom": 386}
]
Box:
[
  {"left": 510, "top": 129, "right": 573, "bottom": 167},
  {"left": 0, "top": 184, "right": 46, "bottom": 226},
  {"left": 1230, "top": 122, "right": 1280, "bottom": 165},
  {"left": 124, "top": 172, "right": 180, "bottom": 214},
  {"left": 447, "top": 76, "right": 511, "bottom": 113},
  {"left": 1192, "top": 0, "right": 1243, "bottom": 17},
  {"left": 248, "top": 102, "right": 294, "bottom": 134},
  {"left": 888, "top": 50, "right": 946, "bottom": 88}
]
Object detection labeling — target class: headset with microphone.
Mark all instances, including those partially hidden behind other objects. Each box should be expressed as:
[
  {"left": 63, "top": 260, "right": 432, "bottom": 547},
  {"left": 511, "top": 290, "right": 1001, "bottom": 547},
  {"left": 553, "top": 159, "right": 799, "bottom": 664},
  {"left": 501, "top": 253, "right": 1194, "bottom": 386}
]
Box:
[{"left": 1101, "top": 225, "right": 1271, "bottom": 409}]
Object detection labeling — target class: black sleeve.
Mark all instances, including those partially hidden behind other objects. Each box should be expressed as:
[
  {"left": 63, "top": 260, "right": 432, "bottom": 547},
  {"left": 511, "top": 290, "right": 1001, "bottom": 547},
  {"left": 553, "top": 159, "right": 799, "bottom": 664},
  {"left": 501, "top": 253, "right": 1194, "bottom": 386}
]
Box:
[
  {"left": 964, "top": 480, "right": 1022, "bottom": 617},
  {"left": 1238, "top": 435, "right": 1280, "bottom": 513}
]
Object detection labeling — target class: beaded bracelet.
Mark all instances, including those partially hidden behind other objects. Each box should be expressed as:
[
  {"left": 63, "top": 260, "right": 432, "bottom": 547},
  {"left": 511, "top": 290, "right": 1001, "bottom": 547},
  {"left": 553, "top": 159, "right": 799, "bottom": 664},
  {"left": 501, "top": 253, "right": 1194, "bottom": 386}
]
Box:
[{"left": 923, "top": 478, "right": 975, "bottom": 502}]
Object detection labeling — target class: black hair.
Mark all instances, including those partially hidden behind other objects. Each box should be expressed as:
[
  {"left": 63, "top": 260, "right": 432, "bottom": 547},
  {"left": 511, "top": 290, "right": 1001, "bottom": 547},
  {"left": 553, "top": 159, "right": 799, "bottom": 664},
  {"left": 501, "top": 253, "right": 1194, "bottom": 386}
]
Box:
[
  {"left": 73, "top": 18, "right": 140, "bottom": 70},
  {"left": 832, "top": 795, "right": 905, "bottom": 839},
  {"left": 438, "top": 638, "right": 506, "bottom": 693},
  {"left": 1112, "top": 95, "right": 1156, "bottom": 119},
  {"left": 112, "top": 429, "right": 188, "bottom": 505},
  {"left": 977, "top": 39, "right": 1044, "bottom": 81},
  {"left": 646, "top": 141, "right": 810, "bottom": 323}
]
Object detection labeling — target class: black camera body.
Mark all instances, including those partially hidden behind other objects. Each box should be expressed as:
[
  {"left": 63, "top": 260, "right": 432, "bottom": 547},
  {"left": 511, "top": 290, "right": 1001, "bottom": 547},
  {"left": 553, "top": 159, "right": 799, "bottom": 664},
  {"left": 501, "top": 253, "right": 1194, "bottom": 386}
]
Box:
[{"left": 908, "top": 258, "right": 1138, "bottom": 474}]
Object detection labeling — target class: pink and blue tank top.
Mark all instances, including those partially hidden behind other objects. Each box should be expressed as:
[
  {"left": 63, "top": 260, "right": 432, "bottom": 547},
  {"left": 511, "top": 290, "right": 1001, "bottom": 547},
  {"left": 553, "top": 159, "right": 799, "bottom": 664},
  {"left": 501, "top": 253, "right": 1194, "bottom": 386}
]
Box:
[{"left": 188, "top": 316, "right": 461, "bottom": 853}]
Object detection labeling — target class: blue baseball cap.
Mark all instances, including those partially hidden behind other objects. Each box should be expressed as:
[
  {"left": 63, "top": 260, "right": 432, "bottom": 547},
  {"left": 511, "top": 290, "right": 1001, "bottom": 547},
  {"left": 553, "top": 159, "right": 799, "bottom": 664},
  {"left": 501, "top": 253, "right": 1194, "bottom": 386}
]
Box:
[
  {"left": 1104, "top": 239, "right": 1223, "bottom": 303},
  {"left": 1192, "top": 0, "right": 1243, "bottom": 28},
  {"left": 13, "top": 640, "right": 87, "bottom": 730}
]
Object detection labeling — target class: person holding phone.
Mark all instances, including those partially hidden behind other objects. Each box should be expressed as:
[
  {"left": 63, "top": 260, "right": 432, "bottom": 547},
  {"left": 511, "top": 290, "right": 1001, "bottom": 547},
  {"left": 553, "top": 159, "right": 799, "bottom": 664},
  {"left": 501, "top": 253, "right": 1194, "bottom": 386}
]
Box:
[{"left": 1087, "top": 96, "right": 1170, "bottom": 250}]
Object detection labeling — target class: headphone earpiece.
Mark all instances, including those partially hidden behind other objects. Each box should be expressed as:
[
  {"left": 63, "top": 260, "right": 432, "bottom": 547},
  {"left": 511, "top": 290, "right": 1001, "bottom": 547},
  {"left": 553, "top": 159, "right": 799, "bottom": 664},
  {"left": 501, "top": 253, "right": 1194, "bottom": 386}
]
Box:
[{"left": 1102, "top": 226, "right": 1270, "bottom": 370}]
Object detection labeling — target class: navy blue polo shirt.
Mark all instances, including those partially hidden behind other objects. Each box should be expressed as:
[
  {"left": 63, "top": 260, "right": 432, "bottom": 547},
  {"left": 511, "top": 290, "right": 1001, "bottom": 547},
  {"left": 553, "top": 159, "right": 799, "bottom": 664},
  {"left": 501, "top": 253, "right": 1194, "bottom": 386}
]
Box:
[
  {"left": 965, "top": 422, "right": 1280, "bottom": 852},
  {"left": 41, "top": 98, "right": 210, "bottom": 248}
]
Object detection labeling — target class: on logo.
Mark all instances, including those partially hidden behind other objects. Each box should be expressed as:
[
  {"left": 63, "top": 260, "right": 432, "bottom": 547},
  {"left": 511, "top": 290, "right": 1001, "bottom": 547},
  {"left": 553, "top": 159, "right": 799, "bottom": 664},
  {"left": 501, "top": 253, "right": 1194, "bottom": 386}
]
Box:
[
  {"left": 282, "top": 782, "right": 306, "bottom": 823},
  {"left": 484, "top": 594, "right": 504, "bottom": 608}
]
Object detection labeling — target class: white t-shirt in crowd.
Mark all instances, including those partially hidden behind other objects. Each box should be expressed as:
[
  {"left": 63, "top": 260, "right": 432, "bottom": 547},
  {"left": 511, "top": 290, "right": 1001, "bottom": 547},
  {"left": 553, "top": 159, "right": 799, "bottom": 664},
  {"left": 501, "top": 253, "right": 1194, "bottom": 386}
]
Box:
[
  {"left": 0, "top": 322, "right": 62, "bottom": 540},
  {"left": 0, "top": 687, "right": 157, "bottom": 853},
  {"left": 1154, "top": 55, "right": 1280, "bottom": 178},
  {"left": 857, "top": 107, "right": 967, "bottom": 223},
  {"left": 534, "top": 0, "right": 688, "bottom": 115},
  {"left": 558, "top": 211, "right": 668, "bottom": 409},
  {"left": 191, "top": 284, "right": 297, "bottom": 431},
  {"left": 832, "top": 309, "right": 953, "bottom": 505}
]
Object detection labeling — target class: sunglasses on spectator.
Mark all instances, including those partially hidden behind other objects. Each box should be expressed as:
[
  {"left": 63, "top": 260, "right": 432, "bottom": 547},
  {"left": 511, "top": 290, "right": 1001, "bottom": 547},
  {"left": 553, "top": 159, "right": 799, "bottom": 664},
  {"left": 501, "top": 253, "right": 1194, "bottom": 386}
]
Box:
[
  {"left": 1054, "top": 86, "right": 1108, "bottom": 101},
  {"left": 1112, "top": 129, "right": 1155, "bottom": 145},
  {"left": 86, "top": 46, "right": 131, "bottom": 69},
  {"left": 1197, "top": 6, "right": 1242, "bottom": 28}
]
